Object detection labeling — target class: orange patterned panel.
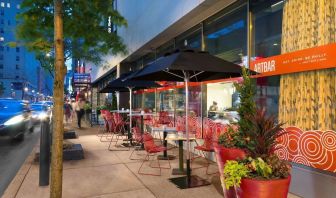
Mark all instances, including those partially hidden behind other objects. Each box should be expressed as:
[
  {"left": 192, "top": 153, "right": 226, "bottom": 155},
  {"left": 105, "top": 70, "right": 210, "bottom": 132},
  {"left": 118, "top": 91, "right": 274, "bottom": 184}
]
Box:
[{"left": 275, "top": 127, "right": 336, "bottom": 172}]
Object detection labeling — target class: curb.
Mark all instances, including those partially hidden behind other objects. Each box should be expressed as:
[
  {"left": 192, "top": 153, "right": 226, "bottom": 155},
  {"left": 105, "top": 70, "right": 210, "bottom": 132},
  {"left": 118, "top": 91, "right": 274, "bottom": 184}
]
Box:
[{"left": 1, "top": 145, "right": 38, "bottom": 198}]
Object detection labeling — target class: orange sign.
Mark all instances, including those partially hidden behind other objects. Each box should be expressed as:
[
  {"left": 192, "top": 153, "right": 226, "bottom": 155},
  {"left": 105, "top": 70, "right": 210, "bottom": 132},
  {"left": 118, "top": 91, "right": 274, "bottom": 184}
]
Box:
[{"left": 250, "top": 43, "right": 336, "bottom": 76}]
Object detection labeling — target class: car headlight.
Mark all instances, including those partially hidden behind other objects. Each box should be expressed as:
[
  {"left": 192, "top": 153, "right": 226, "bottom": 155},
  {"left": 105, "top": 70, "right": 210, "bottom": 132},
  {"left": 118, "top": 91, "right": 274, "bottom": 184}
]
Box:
[
  {"left": 38, "top": 112, "right": 48, "bottom": 120},
  {"left": 4, "top": 115, "right": 25, "bottom": 126}
]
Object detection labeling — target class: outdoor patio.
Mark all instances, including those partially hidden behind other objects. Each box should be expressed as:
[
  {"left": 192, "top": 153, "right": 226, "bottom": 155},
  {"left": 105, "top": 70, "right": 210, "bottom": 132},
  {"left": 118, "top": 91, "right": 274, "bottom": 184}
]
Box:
[{"left": 3, "top": 124, "right": 301, "bottom": 198}]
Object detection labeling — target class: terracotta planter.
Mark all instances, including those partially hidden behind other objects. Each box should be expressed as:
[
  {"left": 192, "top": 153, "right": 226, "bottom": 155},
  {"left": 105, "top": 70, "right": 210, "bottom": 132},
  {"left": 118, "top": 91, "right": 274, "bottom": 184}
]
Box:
[
  {"left": 214, "top": 145, "right": 246, "bottom": 198},
  {"left": 237, "top": 176, "right": 291, "bottom": 198},
  {"left": 214, "top": 145, "right": 247, "bottom": 175}
]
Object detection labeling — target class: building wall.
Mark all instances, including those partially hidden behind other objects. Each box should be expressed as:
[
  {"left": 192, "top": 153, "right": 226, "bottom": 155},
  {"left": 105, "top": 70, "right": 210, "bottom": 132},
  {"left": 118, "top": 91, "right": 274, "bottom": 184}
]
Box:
[
  {"left": 91, "top": 0, "right": 207, "bottom": 81},
  {"left": 0, "top": 0, "right": 53, "bottom": 100}
]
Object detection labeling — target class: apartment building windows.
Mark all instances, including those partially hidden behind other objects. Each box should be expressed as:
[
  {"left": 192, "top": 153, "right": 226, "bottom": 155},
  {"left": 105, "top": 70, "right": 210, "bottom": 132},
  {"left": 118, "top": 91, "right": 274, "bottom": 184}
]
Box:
[
  {"left": 15, "top": 64, "right": 19, "bottom": 69},
  {"left": 0, "top": 2, "right": 4, "bottom": 8},
  {"left": 16, "top": 4, "right": 20, "bottom": 9},
  {"left": 16, "top": 56, "right": 19, "bottom": 61},
  {"left": 16, "top": 47, "right": 20, "bottom": 52},
  {"left": 0, "top": 72, "right": 3, "bottom": 78},
  {"left": 0, "top": 9, "right": 4, "bottom": 16},
  {"left": 6, "top": 3, "right": 10, "bottom": 8},
  {"left": 0, "top": 64, "right": 3, "bottom": 69},
  {"left": 0, "top": 28, "right": 3, "bottom": 34},
  {"left": 0, "top": 46, "right": 3, "bottom": 51},
  {"left": 0, "top": 54, "right": 3, "bottom": 60}
]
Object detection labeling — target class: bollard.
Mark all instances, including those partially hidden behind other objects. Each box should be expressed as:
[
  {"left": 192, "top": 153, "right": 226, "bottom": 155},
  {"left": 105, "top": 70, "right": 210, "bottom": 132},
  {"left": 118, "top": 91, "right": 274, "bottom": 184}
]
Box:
[{"left": 39, "top": 118, "right": 50, "bottom": 186}]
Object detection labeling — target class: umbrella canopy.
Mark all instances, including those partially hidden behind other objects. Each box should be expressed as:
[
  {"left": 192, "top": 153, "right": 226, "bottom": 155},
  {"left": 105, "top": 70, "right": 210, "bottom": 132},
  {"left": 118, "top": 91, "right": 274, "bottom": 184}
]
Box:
[
  {"left": 128, "top": 49, "right": 253, "bottom": 82},
  {"left": 98, "top": 70, "right": 161, "bottom": 147},
  {"left": 99, "top": 71, "right": 161, "bottom": 93}
]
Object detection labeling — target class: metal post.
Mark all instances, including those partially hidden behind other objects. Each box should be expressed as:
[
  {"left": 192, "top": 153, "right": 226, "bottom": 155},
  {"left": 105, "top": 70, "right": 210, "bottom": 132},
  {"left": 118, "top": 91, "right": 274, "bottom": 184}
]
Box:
[
  {"left": 184, "top": 72, "right": 191, "bottom": 182},
  {"left": 39, "top": 118, "right": 50, "bottom": 186},
  {"left": 128, "top": 87, "right": 133, "bottom": 142}
]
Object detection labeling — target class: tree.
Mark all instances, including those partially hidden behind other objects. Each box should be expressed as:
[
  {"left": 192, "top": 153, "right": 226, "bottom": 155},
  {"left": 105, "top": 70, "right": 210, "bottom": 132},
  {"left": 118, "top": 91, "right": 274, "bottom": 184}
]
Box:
[{"left": 16, "top": 1, "right": 127, "bottom": 197}]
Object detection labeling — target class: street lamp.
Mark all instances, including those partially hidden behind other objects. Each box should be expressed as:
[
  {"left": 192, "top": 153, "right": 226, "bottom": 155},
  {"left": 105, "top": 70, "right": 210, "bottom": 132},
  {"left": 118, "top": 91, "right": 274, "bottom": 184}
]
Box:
[
  {"left": 22, "top": 87, "right": 28, "bottom": 100},
  {"left": 24, "top": 87, "right": 28, "bottom": 92}
]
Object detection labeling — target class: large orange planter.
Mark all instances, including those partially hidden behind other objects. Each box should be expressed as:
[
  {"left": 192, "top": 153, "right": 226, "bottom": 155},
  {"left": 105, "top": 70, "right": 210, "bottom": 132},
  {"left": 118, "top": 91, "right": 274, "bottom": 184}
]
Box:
[
  {"left": 237, "top": 176, "right": 291, "bottom": 198},
  {"left": 214, "top": 145, "right": 247, "bottom": 175},
  {"left": 214, "top": 145, "right": 247, "bottom": 198}
]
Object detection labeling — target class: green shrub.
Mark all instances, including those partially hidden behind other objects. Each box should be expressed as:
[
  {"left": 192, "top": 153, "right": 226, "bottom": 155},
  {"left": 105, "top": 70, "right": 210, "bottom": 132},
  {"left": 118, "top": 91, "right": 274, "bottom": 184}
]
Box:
[{"left": 223, "top": 160, "right": 250, "bottom": 189}]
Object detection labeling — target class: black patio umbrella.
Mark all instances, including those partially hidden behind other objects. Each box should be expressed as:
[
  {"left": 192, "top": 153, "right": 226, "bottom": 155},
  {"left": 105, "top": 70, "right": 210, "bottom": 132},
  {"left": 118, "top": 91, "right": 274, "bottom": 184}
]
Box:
[
  {"left": 99, "top": 71, "right": 161, "bottom": 143},
  {"left": 128, "top": 49, "right": 256, "bottom": 188}
]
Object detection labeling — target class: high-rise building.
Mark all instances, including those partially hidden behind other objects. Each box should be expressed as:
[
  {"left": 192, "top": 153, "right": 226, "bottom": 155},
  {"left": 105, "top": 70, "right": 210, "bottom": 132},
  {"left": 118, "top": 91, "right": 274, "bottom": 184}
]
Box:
[{"left": 0, "top": 0, "right": 53, "bottom": 100}]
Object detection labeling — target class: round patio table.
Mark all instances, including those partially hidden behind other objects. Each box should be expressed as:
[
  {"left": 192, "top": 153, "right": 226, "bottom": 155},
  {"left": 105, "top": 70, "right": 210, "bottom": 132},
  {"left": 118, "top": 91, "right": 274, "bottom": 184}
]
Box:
[
  {"left": 165, "top": 134, "right": 196, "bottom": 175},
  {"left": 151, "top": 126, "right": 177, "bottom": 160}
]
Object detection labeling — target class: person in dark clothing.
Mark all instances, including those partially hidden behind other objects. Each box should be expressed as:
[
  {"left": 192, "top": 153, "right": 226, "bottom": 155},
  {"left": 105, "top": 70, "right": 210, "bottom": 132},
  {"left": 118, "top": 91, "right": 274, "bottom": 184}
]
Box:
[{"left": 75, "top": 98, "right": 85, "bottom": 128}]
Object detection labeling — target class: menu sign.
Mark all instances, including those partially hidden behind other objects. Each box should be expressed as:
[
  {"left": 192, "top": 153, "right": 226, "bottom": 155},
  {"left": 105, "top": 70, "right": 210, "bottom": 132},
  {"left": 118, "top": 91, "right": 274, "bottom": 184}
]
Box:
[{"left": 250, "top": 43, "right": 336, "bottom": 76}]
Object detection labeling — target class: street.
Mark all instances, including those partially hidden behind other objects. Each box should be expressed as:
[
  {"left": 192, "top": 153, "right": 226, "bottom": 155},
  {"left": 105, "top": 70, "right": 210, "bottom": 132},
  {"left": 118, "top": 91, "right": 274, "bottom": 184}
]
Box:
[{"left": 0, "top": 125, "right": 40, "bottom": 196}]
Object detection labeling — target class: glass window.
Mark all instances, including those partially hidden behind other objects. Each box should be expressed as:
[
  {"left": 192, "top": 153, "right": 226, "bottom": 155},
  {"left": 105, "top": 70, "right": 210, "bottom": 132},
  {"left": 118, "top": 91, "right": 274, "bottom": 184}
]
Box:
[
  {"left": 0, "top": 9, "right": 3, "bottom": 16},
  {"left": 204, "top": 4, "right": 247, "bottom": 65},
  {"left": 16, "top": 64, "right": 19, "bottom": 69},
  {"left": 6, "top": 3, "right": 9, "bottom": 8},
  {"left": 176, "top": 25, "right": 202, "bottom": 50},
  {"left": 16, "top": 56, "right": 20, "bottom": 61},
  {"left": 252, "top": 0, "right": 284, "bottom": 58},
  {"left": 0, "top": 64, "right": 3, "bottom": 68},
  {"left": 0, "top": 28, "right": 3, "bottom": 33},
  {"left": 0, "top": 72, "right": 3, "bottom": 78},
  {"left": 16, "top": 47, "right": 20, "bottom": 52},
  {"left": 156, "top": 40, "right": 175, "bottom": 59},
  {"left": 156, "top": 89, "right": 175, "bottom": 114},
  {"left": 16, "top": 4, "right": 20, "bottom": 9},
  {"left": 205, "top": 82, "right": 239, "bottom": 124},
  {"left": 0, "top": 2, "right": 4, "bottom": 8},
  {"left": 0, "top": 46, "right": 3, "bottom": 51},
  {"left": 0, "top": 54, "right": 3, "bottom": 60},
  {"left": 255, "top": 76, "right": 280, "bottom": 116}
]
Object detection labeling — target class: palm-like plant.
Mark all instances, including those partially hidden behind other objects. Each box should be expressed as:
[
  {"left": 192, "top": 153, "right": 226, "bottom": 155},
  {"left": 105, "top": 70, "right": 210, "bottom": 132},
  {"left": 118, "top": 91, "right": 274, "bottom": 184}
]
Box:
[{"left": 246, "top": 108, "right": 286, "bottom": 158}]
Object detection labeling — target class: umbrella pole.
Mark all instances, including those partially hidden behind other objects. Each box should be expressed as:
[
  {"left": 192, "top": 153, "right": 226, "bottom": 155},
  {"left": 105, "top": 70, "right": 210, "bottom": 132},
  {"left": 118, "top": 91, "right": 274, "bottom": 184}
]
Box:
[
  {"left": 184, "top": 73, "right": 191, "bottom": 184},
  {"left": 128, "top": 87, "right": 133, "bottom": 144},
  {"left": 168, "top": 72, "right": 210, "bottom": 189}
]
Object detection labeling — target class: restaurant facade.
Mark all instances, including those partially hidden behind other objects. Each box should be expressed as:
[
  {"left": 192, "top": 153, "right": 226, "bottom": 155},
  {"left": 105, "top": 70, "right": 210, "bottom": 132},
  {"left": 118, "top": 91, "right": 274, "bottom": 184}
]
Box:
[{"left": 90, "top": 0, "right": 336, "bottom": 197}]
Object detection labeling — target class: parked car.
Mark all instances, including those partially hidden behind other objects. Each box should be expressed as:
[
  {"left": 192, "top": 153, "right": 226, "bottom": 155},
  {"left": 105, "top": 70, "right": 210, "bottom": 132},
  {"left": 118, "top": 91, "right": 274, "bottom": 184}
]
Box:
[
  {"left": 0, "top": 99, "right": 34, "bottom": 140},
  {"left": 31, "top": 102, "right": 52, "bottom": 123}
]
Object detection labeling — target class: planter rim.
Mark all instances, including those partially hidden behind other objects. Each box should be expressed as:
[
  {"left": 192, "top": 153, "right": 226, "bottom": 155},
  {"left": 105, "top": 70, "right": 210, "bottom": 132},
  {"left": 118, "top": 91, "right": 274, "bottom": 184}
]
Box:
[{"left": 241, "top": 175, "right": 291, "bottom": 182}]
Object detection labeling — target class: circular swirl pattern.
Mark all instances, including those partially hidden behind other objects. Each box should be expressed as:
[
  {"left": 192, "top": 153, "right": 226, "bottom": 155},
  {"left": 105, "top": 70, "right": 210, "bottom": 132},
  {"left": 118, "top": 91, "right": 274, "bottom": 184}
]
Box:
[
  {"left": 321, "top": 131, "right": 336, "bottom": 151},
  {"left": 292, "top": 155, "right": 311, "bottom": 166},
  {"left": 299, "top": 131, "right": 326, "bottom": 163},
  {"left": 274, "top": 146, "right": 289, "bottom": 160}
]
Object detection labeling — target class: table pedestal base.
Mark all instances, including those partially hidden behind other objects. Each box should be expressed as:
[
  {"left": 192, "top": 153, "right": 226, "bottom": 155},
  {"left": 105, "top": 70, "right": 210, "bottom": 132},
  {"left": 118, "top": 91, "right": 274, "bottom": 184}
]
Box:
[
  {"left": 169, "top": 175, "right": 211, "bottom": 189},
  {"left": 157, "top": 155, "right": 175, "bottom": 160}
]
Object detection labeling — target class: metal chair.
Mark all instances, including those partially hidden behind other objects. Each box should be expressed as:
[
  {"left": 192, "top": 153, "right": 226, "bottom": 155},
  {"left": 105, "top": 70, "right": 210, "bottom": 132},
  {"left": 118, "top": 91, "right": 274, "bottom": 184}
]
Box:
[
  {"left": 191, "top": 126, "right": 218, "bottom": 175},
  {"left": 129, "top": 127, "right": 144, "bottom": 160},
  {"left": 138, "top": 133, "right": 171, "bottom": 176}
]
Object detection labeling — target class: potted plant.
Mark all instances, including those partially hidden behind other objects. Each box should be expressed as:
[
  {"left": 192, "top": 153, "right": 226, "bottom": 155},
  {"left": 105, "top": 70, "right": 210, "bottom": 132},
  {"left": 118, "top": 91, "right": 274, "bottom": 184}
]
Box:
[
  {"left": 214, "top": 68, "right": 255, "bottom": 196},
  {"left": 223, "top": 109, "right": 291, "bottom": 198}
]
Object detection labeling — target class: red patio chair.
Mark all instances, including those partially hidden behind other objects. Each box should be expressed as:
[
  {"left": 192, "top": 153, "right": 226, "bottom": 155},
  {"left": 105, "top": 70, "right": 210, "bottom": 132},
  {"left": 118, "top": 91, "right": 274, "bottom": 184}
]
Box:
[
  {"left": 129, "top": 127, "right": 144, "bottom": 160},
  {"left": 108, "top": 113, "right": 130, "bottom": 151},
  {"left": 191, "top": 125, "right": 218, "bottom": 175},
  {"left": 138, "top": 133, "right": 171, "bottom": 176}
]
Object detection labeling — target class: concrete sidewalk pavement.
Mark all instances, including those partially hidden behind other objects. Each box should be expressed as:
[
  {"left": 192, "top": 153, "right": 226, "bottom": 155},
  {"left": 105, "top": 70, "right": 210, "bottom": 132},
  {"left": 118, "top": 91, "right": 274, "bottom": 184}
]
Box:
[{"left": 2, "top": 124, "right": 301, "bottom": 198}]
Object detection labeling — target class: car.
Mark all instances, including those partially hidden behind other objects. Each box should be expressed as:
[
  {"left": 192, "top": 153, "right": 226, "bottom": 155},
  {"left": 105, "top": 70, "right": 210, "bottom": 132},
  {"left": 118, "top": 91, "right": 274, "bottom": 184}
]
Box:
[
  {"left": 0, "top": 99, "right": 34, "bottom": 141},
  {"left": 31, "top": 102, "right": 52, "bottom": 123}
]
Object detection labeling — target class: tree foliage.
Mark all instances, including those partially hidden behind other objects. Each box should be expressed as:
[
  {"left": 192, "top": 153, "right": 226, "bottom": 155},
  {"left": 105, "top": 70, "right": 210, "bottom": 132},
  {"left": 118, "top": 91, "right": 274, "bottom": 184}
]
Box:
[{"left": 15, "top": 0, "right": 127, "bottom": 72}]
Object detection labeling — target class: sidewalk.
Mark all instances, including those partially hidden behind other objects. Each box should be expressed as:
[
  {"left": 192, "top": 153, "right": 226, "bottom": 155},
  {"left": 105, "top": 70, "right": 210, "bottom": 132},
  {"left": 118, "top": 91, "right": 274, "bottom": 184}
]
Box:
[{"left": 2, "top": 123, "right": 301, "bottom": 198}]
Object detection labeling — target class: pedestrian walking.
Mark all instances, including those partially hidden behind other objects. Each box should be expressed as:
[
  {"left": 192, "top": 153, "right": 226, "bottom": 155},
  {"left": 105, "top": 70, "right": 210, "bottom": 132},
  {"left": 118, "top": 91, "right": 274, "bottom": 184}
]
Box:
[
  {"left": 64, "top": 100, "right": 72, "bottom": 123},
  {"left": 75, "top": 98, "right": 85, "bottom": 128},
  {"left": 70, "top": 99, "right": 76, "bottom": 122}
]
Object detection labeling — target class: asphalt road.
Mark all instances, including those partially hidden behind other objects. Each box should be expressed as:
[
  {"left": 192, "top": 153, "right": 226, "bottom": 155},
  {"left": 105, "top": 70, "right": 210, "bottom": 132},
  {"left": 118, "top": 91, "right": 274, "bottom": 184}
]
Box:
[{"left": 0, "top": 125, "right": 40, "bottom": 196}]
